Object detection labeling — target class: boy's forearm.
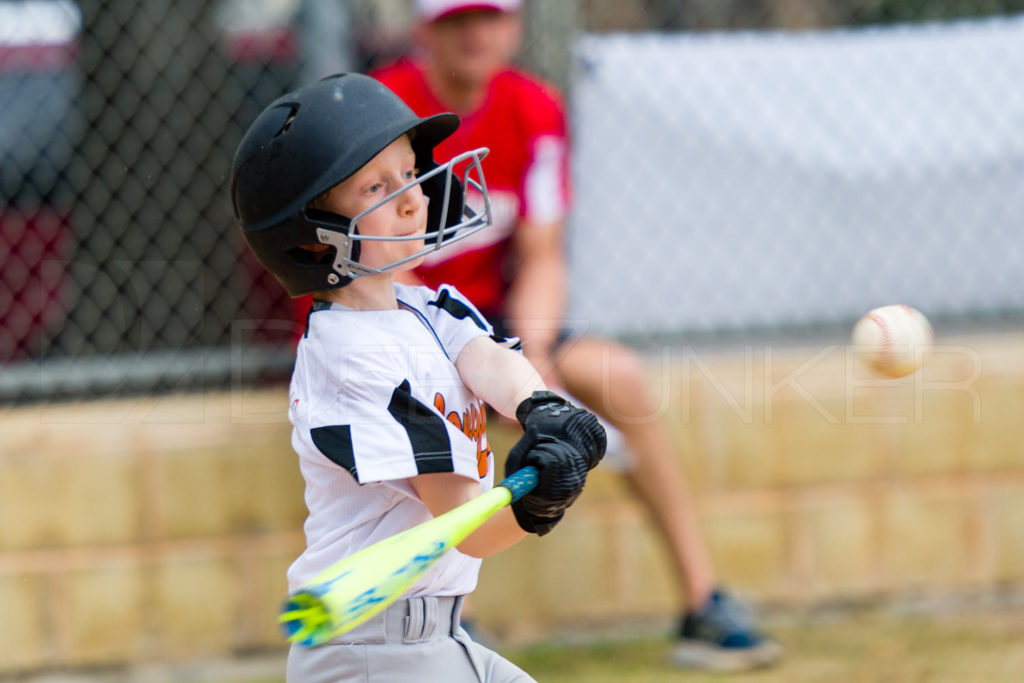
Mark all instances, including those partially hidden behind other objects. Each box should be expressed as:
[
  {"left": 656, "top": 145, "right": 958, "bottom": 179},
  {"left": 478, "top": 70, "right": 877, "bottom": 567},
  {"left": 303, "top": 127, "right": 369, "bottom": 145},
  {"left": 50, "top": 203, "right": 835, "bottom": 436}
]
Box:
[
  {"left": 410, "top": 472, "right": 528, "bottom": 558},
  {"left": 456, "top": 336, "right": 545, "bottom": 419},
  {"left": 456, "top": 507, "right": 527, "bottom": 558}
]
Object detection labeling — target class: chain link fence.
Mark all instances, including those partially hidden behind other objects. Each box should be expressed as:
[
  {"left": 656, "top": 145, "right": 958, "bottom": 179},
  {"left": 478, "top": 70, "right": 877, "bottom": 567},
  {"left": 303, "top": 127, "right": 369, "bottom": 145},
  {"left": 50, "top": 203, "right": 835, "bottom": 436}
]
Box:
[
  {"left": 567, "top": 14, "right": 1024, "bottom": 339},
  {"left": 2, "top": 0, "right": 1022, "bottom": 403}
]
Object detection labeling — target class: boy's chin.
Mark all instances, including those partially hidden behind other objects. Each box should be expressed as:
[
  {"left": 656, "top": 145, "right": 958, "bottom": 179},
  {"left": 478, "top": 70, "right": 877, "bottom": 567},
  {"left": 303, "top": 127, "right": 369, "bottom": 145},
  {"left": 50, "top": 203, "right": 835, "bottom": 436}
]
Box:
[{"left": 394, "top": 254, "right": 427, "bottom": 273}]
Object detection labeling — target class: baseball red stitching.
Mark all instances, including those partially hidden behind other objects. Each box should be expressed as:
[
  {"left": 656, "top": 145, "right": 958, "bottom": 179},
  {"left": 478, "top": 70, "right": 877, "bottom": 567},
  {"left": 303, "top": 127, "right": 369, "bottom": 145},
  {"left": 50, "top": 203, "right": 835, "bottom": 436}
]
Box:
[{"left": 866, "top": 312, "right": 891, "bottom": 369}]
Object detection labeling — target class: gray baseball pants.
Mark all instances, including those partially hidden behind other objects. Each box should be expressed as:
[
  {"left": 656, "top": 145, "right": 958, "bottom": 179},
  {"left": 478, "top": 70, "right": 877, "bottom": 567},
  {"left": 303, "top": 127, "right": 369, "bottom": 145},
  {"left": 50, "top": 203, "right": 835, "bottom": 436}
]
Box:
[{"left": 286, "top": 595, "right": 535, "bottom": 682}]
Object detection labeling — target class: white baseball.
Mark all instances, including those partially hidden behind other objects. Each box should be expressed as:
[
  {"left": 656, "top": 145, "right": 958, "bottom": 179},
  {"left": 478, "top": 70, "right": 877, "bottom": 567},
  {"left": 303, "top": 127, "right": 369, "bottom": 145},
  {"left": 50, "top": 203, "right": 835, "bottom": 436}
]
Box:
[{"left": 851, "top": 305, "right": 934, "bottom": 378}]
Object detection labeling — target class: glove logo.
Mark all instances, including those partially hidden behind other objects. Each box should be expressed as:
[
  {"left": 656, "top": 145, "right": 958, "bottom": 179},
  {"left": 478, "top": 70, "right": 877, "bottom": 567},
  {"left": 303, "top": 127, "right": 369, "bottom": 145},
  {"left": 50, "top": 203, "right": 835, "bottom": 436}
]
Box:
[{"left": 544, "top": 404, "right": 572, "bottom": 418}]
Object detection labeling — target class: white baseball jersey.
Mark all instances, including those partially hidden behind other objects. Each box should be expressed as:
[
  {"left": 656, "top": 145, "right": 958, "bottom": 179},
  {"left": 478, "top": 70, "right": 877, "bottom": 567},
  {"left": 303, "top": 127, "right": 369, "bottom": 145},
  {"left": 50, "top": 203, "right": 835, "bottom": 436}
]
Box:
[{"left": 286, "top": 283, "right": 506, "bottom": 597}]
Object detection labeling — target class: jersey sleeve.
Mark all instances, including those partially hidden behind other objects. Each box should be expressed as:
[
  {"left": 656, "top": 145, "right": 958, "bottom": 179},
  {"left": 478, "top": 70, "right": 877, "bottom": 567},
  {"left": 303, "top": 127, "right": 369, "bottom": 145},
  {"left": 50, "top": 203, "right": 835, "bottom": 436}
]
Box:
[
  {"left": 421, "top": 284, "right": 498, "bottom": 358},
  {"left": 515, "top": 76, "right": 572, "bottom": 226}
]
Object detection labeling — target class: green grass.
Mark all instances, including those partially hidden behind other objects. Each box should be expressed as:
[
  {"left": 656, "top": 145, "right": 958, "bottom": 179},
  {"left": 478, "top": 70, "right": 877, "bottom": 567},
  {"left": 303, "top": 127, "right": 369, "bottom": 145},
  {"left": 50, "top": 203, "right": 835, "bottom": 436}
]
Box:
[
  {"left": 54, "top": 606, "right": 1022, "bottom": 681},
  {"left": 502, "top": 607, "right": 1024, "bottom": 682}
]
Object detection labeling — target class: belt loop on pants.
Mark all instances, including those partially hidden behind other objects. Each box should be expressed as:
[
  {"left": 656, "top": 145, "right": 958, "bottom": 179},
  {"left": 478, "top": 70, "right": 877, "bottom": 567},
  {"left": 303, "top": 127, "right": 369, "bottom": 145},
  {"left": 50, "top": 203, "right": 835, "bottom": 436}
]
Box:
[
  {"left": 402, "top": 595, "right": 463, "bottom": 643},
  {"left": 324, "top": 595, "right": 463, "bottom": 645},
  {"left": 403, "top": 596, "right": 438, "bottom": 643}
]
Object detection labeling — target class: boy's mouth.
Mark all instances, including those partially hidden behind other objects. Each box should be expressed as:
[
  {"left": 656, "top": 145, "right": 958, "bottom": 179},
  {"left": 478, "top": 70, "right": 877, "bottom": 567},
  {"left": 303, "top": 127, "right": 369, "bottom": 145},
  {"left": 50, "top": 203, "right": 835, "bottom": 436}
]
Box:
[{"left": 397, "top": 225, "right": 427, "bottom": 238}]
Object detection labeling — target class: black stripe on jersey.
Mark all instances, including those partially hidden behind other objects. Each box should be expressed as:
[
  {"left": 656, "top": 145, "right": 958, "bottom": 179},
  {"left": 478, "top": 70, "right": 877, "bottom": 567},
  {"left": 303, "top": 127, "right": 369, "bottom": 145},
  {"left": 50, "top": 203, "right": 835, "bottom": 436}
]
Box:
[
  {"left": 492, "top": 334, "right": 522, "bottom": 350},
  {"left": 310, "top": 424, "right": 358, "bottom": 479},
  {"left": 428, "top": 289, "right": 488, "bottom": 331},
  {"left": 388, "top": 379, "right": 454, "bottom": 474}
]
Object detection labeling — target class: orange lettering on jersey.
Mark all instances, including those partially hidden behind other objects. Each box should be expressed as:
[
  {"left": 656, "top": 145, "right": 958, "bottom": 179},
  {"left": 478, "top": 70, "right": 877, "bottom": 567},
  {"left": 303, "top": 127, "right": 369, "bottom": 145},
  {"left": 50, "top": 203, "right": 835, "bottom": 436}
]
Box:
[{"left": 434, "top": 392, "right": 491, "bottom": 477}]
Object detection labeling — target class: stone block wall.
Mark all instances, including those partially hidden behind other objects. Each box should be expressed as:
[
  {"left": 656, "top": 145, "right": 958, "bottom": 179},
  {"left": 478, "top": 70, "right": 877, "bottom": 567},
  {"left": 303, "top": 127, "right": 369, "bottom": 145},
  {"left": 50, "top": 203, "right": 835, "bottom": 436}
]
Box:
[
  {"left": 2, "top": 331, "right": 1022, "bottom": 674},
  {"left": 472, "top": 331, "right": 1024, "bottom": 638},
  {"left": 0, "top": 393, "right": 306, "bottom": 673}
]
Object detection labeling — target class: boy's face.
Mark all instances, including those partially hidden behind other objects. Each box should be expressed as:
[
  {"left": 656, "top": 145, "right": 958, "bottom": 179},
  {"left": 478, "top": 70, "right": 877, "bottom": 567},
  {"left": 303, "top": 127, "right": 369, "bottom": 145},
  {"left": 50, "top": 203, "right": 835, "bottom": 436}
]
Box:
[
  {"left": 319, "top": 135, "right": 428, "bottom": 272},
  {"left": 423, "top": 9, "right": 521, "bottom": 90}
]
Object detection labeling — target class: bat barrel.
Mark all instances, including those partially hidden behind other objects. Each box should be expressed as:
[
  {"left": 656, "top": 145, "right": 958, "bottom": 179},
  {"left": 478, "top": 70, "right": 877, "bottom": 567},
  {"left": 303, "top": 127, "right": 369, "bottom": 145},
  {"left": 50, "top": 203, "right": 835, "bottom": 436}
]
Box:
[
  {"left": 279, "top": 591, "right": 334, "bottom": 647},
  {"left": 279, "top": 466, "right": 539, "bottom": 647}
]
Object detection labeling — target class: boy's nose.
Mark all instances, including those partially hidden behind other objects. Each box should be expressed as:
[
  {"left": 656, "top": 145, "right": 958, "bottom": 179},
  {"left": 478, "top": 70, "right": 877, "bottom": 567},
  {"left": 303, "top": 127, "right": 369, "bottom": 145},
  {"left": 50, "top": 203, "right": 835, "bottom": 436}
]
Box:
[{"left": 397, "top": 187, "right": 424, "bottom": 215}]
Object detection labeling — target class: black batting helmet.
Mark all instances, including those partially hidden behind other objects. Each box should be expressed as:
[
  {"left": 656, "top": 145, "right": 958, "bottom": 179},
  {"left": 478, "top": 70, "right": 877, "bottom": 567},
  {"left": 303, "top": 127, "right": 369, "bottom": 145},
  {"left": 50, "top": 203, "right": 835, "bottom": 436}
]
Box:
[{"left": 230, "top": 72, "right": 491, "bottom": 296}]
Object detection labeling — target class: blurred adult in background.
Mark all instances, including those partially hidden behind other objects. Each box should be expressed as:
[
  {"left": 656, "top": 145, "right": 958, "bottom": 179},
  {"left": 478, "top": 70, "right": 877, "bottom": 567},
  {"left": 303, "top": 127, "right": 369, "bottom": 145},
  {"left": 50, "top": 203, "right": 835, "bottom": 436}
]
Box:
[{"left": 296, "top": 0, "right": 783, "bottom": 671}]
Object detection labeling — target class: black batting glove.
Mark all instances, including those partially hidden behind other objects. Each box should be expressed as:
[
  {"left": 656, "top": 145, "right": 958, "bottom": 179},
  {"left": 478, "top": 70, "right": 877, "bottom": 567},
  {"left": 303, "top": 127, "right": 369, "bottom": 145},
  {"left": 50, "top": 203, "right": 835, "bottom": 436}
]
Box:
[
  {"left": 504, "top": 426, "right": 589, "bottom": 536},
  {"left": 515, "top": 391, "right": 607, "bottom": 470}
]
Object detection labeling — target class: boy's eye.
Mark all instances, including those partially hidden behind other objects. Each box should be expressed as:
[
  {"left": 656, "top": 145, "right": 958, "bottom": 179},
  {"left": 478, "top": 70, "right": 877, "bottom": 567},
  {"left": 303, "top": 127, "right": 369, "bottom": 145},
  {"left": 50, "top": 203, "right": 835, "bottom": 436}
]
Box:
[
  {"left": 367, "top": 183, "right": 382, "bottom": 193},
  {"left": 404, "top": 169, "right": 418, "bottom": 180}
]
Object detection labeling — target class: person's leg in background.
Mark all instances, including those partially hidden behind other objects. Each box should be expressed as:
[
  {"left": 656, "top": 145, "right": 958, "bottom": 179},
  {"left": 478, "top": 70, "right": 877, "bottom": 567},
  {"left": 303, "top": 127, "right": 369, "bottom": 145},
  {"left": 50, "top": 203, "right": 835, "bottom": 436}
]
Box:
[{"left": 553, "top": 335, "right": 783, "bottom": 672}]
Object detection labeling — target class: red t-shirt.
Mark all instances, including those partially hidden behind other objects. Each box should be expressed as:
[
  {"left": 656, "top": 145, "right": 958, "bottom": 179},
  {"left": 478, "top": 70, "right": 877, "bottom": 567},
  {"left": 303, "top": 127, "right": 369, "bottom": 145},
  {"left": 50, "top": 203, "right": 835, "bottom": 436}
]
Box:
[{"left": 371, "top": 58, "right": 571, "bottom": 319}]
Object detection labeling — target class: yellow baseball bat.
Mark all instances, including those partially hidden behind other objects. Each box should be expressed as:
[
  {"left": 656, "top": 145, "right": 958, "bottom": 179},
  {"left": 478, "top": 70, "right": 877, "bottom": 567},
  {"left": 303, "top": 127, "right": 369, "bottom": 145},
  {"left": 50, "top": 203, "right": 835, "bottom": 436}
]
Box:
[{"left": 279, "top": 466, "right": 538, "bottom": 647}]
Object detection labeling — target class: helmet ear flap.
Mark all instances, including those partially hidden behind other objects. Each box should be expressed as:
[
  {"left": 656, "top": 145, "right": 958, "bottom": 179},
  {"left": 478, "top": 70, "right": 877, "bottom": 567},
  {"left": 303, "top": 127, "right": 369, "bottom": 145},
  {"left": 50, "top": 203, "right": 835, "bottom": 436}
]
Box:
[
  {"left": 304, "top": 206, "right": 352, "bottom": 234},
  {"left": 301, "top": 207, "right": 362, "bottom": 272}
]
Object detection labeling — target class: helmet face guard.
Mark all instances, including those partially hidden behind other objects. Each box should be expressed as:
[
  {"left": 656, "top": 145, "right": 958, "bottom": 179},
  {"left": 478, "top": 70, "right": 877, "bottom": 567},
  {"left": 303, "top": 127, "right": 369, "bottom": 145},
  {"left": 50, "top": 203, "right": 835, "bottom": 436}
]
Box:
[{"left": 312, "top": 147, "right": 491, "bottom": 283}]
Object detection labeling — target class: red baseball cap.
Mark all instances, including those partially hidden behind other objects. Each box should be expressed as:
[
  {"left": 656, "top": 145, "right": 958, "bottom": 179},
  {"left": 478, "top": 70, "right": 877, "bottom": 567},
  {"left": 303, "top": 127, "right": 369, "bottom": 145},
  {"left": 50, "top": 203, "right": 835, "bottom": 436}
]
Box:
[{"left": 415, "top": 0, "right": 522, "bottom": 23}]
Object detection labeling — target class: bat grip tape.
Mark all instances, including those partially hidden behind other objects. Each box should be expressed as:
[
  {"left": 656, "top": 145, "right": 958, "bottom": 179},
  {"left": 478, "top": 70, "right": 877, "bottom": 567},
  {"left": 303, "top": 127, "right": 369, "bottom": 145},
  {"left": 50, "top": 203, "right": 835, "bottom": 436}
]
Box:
[{"left": 497, "top": 466, "right": 538, "bottom": 502}]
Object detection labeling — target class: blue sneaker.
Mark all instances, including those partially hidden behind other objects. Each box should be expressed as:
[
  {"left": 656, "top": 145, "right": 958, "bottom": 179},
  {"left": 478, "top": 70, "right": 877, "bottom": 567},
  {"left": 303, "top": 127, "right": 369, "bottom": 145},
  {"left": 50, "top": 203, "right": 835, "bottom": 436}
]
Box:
[{"left": 672, "top": 589, "right": 783, "bottom": 671}]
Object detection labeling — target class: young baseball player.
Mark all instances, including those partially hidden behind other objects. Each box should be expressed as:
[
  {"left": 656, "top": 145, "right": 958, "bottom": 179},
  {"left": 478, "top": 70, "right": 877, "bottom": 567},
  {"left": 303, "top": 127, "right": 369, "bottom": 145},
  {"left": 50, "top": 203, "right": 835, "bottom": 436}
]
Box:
[{"left": 230, "top": 73, "right": 606, "bottom": 682}]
